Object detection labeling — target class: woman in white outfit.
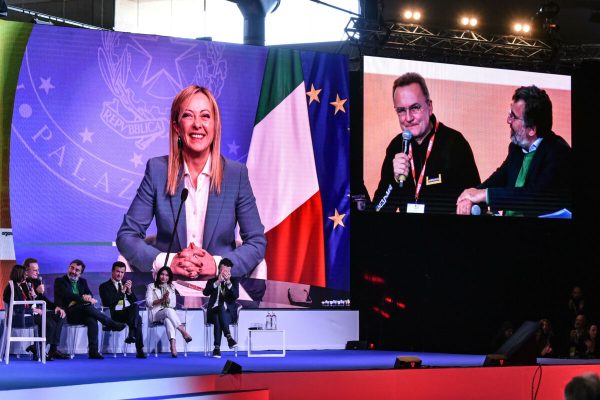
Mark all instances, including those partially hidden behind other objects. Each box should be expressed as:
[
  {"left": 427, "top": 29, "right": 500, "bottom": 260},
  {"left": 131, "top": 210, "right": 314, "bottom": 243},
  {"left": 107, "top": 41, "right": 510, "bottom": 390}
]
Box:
[{"left": 145, "top": 266, "right": 192, "bottom": 357}]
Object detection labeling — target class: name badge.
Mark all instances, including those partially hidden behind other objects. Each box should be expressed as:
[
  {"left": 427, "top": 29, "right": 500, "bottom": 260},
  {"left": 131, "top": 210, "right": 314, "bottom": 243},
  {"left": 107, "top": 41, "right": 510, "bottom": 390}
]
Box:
[
  {"left": 115, "top": 300, "right": 124, "bottom": 311},
  {"left": 426, "top": 174, "right": 442, "bottom": 185},
  {"left": 406, "top": 203, "right": 425, "bottom": 214}
]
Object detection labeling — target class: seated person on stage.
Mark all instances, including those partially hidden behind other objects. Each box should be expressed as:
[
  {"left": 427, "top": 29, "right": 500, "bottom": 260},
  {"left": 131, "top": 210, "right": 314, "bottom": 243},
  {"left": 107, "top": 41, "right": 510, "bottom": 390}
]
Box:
[
  {"left": 3, "top": 264, "right": 67, "bottom": 361},
  {"left": 145, "top": 266, "right": 192, "bottom": 357},
  {"left": 99, "top": 261, "right": 146, "bottom": 358},
  {"left": 203, "top": 258, "right": 239, "bottom": 358},
  {"left": 457, "top": 85, "right": 572, "bottom": 216},
  {"left": 54, "top": 259, "right": 126, "bottom": 360},
  {"left": 372, "top": 72, "right": 480, "bottom": 214},
  {"left": 23, "top": 258, "right": 70, "bottom": 360}
]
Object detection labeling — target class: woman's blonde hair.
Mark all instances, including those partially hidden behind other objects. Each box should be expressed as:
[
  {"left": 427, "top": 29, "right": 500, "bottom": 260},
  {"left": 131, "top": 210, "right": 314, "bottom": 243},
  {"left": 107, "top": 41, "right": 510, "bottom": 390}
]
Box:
[{"left": 167, "top": 85, "right": 223, "bottom": 195}]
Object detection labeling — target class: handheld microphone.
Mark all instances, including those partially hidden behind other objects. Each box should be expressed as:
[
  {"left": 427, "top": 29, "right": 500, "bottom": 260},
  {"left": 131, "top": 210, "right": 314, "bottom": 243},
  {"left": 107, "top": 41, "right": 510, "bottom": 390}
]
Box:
[
  {"left": 398, "top": 130, "right": 413, "bottom": 188},
  {"left": 163, "top": 188, "right": 189, "bottom": 269},
  {"left": 27, "top": 281, "right": 36, "bottom": 299}
]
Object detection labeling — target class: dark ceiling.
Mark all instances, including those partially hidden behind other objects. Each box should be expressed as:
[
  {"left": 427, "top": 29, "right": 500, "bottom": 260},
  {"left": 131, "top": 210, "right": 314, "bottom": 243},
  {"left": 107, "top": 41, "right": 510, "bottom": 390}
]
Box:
[{"left": 370, "top": 0, "right": 600, "bottom": 44}]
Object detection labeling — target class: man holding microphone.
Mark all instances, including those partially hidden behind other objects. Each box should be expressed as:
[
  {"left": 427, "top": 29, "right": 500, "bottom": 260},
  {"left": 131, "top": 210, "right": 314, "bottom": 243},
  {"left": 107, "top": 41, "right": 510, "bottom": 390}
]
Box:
[{"left": 23, "top": 258, "right": 70, "bottom": 360}]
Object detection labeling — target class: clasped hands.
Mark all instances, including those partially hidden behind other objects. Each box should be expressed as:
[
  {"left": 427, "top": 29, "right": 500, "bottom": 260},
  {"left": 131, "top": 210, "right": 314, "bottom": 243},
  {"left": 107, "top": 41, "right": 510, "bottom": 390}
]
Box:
[{"left": 171, "top": 242, "right": 217, "bottom": 279}]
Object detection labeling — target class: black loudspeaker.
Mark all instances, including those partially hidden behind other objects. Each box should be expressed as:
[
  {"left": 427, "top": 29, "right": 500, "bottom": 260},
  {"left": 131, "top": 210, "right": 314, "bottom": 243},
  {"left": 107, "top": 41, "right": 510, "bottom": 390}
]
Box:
[
  {"left": 485, "top": 321, "right": 539, "bottom": 366},
  {"left": 345, "top": 340, "right": 368, "bottom": 350},
  {"left": 221, "top": 360, "right": 243, "bottom": 374},
  {"left": 394, "top": 356, "right": 422, "bottom": 369}
]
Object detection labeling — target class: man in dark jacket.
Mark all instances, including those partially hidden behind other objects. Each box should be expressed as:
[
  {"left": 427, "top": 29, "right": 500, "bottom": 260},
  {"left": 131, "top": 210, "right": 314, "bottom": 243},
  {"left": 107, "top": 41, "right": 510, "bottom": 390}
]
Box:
[
  {"left": 23, "top": 257, "right": 69, "bottom": 360},
  {"left": 99, "top": 261, "right": 146, "bottom": 358},
  {"left": 457, "top": 85, "right": 571, "bottom": 217},
  {"left": 373, "top": 72, "right": 480, "bottom": 214},
  {"left": 203, "top": 258, "right": 239, "bottom": 358},
  {"left": 54, "top": 259, "right": 126, "bottom": 359}
]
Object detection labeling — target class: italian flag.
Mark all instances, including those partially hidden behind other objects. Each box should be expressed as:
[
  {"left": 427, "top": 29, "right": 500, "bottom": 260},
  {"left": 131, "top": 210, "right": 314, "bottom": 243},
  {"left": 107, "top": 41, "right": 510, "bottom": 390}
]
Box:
[{"left": 246, "top": 49, "right": 326, "bottom": 287}]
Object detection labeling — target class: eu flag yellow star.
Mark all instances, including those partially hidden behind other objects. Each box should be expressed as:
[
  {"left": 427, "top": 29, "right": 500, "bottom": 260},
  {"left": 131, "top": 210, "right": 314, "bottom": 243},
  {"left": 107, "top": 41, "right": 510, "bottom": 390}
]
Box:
[
  {"left": 330, "top": 94, "right": 347, "bottom": 115},
  {"left": 328, "top": 208, "right": 346, "bottom": 229},
  {"left": 306, "top": 84, "right": 322, "bottom": 105}
]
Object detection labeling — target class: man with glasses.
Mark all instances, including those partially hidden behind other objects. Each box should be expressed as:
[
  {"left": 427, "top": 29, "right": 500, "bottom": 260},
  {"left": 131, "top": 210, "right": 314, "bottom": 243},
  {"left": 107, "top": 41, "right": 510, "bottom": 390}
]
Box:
[
  {"left": 373, "top": 72, "right": 480, "bottom": 214},
  {"left": 457, "top": 85, "right": 571, "bottom": 216},
  {"left": 23, "top": 258, "right": 70, "bottom": 360}
]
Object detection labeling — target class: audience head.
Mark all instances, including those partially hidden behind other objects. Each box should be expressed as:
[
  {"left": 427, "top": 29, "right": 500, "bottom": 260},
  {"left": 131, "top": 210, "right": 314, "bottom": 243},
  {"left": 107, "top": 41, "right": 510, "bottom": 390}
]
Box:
[
  {"left": 572, "top": 286, "right": 584, "bottom": 301},
  {"left": 589, "top": 324, "right": 599, "bottom": 340},
  {"left": 565, "top": 373, "right": 600, "bottom": 400},
  {"left": 576, "top": 314, "right": 587, "bottom": 330},
  {"left": 540, "top": 318, "right": 553, "bottom": 335}
]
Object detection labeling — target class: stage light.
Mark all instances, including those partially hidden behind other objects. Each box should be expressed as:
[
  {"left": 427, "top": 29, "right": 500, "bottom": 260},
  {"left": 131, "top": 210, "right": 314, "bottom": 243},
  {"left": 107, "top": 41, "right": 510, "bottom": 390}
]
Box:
[
  {"left": 512, "top": 22, "right": 531, "bottom": 34},
  {"left": 460, "top": 16, "right": 478, "bottom": 28},
  {"left": 402, "top": 9, "right": 422, "bottom": 22}
]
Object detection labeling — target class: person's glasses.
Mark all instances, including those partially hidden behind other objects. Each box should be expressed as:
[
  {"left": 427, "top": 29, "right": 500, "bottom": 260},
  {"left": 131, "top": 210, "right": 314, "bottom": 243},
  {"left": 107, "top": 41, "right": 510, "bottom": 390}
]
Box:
[
  {"left": 507, "top": 109, "right": 523, "bottom": 122},
  {"left": 395, "top": 102, "right": 427, "bottom": 117}
]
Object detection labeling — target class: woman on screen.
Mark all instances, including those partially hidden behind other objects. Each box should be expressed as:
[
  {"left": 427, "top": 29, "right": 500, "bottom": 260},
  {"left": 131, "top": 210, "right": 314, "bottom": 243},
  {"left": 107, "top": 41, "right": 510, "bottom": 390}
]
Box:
[{"left": 116, "top": 85, "right": 266, "bottom": 283}]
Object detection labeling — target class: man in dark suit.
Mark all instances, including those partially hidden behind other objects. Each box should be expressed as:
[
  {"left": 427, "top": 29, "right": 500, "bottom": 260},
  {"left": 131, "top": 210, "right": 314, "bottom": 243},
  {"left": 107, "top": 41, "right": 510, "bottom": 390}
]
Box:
[
  {"left": 54, "top": 259, "right": 126, "bottom": 359},
  {"left": 99, "top": 261, "right": 146, "bottom": 358},
  {"left": 203, "top": 258, "right": 239, "bottom": 358},
  {"left": 457, "top": 85, "right": 571, "bottom": 216},
  {"left": 23, "top": 258, "right": 70, "bottom": 360}
]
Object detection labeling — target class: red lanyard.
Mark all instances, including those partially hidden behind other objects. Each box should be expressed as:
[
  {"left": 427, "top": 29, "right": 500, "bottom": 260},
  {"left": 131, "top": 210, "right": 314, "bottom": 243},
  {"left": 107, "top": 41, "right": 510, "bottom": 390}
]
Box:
[
  {"left": 408, "top": 120, "right": 439, "bottom": 202},
  {"left": 18, "top": 284, "right": 31, "bottom": 308}
]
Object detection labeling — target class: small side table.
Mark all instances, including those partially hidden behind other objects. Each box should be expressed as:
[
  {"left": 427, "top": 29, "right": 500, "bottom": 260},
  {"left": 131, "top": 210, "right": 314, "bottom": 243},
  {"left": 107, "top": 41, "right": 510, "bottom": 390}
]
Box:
[{"left": 247, "top": 329, "right": 286, "bottom": 357}]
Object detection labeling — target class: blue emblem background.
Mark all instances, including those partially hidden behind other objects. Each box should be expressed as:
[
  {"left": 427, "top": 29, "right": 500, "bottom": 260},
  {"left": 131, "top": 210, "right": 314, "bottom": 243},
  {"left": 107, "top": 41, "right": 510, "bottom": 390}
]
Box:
[{"left": 10, "top": 25, "right": 267, "bottom": 272}]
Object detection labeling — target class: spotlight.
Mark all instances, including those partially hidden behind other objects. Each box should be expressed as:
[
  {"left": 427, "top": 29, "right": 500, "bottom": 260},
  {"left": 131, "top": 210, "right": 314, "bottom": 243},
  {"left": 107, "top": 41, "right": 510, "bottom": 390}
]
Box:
[
  {"left": 403, "top": 9, "right": 422, "bottom": 22},
  {"left": 460, "top": 15, "right": 478, "bottom": 28},
  {"left": 512, "top": 21, "right": 531, "bottom": 34}
]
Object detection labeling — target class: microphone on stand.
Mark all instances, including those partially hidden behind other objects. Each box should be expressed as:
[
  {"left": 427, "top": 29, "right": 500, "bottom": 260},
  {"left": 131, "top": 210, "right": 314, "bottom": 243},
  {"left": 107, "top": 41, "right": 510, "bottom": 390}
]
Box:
[
  {"left": 163, "top": 188, "right": 189, "bottom": 269},
  {"left": 397, "top": 130, "right": 413, "bottom": 188}
]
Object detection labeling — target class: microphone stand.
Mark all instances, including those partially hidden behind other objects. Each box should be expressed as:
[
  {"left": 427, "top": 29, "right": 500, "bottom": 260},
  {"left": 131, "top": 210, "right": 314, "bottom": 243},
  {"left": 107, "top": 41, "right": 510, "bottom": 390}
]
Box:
[{"left": 163, "top": 188, "right": 189, "bottom": 269}]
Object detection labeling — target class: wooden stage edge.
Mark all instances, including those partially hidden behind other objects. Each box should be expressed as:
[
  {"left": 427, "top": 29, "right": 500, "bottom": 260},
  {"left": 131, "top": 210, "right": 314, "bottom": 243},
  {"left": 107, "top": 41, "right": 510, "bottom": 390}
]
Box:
[{"left": 6, "top": 363, "right": 600, "bottom": 400}]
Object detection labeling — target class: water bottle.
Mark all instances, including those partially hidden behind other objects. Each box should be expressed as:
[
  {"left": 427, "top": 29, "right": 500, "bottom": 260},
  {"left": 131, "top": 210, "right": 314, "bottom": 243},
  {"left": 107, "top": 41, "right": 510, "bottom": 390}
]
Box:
[
  {"left": 265, "top": 312, "right": 272, "bottom": 329},
  {"left": 272, "top": 312, "right": 277, "bottom": 330}
]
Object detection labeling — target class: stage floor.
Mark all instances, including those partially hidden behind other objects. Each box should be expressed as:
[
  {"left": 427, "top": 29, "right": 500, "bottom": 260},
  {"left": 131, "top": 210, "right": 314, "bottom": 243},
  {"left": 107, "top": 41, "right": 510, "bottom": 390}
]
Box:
[
  {"left": 0, "top": 350, "right": 482, "bottom": 391},
  {"left": 3, "top": 350, "right": 600, "bottom": 400}
]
